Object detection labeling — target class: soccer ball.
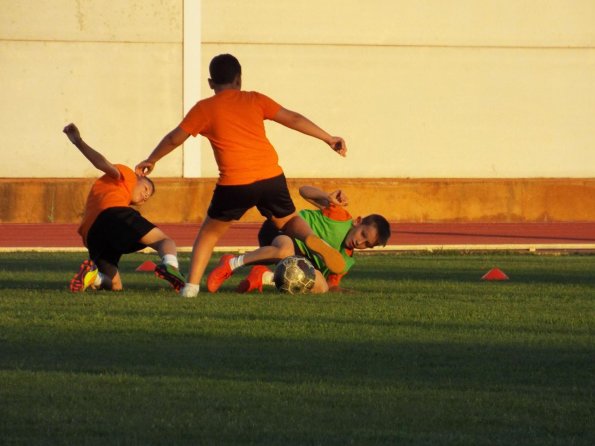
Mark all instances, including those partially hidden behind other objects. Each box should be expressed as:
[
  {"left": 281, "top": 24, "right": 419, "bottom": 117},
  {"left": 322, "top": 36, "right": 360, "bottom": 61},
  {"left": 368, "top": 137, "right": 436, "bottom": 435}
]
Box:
[{"left": 273, "top": 256, "right": 316, "bottom": 294}]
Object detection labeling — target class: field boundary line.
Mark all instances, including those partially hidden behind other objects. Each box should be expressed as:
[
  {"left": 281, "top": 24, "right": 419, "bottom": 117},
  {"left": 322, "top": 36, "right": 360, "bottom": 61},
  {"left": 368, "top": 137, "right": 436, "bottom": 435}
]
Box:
[{"left": 2, "top": 243, "right": 594, "bottom": 253}]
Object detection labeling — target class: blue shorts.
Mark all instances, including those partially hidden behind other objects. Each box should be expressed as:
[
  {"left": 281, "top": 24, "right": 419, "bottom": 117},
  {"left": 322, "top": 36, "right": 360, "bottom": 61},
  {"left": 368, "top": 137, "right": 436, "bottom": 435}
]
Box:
[{"left": 207, "top": 173, "right": 296, "bottom": 221}]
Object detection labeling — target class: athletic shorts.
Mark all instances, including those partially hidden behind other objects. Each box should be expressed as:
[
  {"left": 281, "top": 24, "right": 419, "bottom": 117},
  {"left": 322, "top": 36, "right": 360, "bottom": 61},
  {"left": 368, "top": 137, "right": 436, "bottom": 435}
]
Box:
[
  {"left": 257, "top": 218, "right": 304, "bottom": 256},
  {"left": 208, "top": 173, "right": 296, "bottom": 221},
  {"left": 86, "top": 207, "right": 155, "bottom": 278}
]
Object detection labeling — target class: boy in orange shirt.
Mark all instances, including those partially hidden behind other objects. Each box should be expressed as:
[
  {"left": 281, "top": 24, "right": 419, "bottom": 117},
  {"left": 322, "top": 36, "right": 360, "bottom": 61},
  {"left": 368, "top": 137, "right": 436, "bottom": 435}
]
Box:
[
  {"left": 136, "top": 54, "right": 348, "bottom": 297},
  {"left": 64, "top": 123, "right": 185, "bottom": 292}
]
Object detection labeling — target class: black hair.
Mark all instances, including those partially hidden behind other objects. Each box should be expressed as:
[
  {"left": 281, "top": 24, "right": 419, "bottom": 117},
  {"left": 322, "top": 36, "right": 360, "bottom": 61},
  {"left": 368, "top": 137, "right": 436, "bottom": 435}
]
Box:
[
  {"left": 209, "top": 54, "right": 242, "bottom": 85},
  {"left": 361, "top": 214, "right": 391, "bottom": 246},
  {"left": 141, "top": 176, "right": 156, "bottom": 196}
]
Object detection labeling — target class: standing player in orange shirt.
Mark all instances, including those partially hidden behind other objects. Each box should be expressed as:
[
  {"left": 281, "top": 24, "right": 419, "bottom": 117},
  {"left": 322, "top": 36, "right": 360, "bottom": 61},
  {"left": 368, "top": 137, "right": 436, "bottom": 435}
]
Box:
[
  {"left": 135, "top": 54, "right": 348, "bottom": 297},
  {"left": 64, "top": 123, "right": 185, "bottom": 292}
]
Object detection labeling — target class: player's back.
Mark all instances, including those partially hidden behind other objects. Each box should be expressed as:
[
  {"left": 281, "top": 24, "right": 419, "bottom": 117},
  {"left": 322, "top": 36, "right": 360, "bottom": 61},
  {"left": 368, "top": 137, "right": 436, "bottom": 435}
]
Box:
[{"left": 181, "top": 90, "right": 284, "bottom": 185}]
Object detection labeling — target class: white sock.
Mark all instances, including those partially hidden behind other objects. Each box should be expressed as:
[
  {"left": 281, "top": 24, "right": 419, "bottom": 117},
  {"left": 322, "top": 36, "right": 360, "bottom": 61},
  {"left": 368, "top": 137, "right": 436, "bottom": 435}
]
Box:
[
  {"left": 181, "top": 283, "right": 200, "bottom": 297},
  {"left": 162, "top": 254, "right": 179, "bottom": 269},
  {"left": 94, "top": 272, "right": 104, "bottom": 287},
  {"left": 229, "top": 255, "right": 245, "bottom": 271},
  {"left": 262, "top": 271, "right": 274, "bottom": 286}
]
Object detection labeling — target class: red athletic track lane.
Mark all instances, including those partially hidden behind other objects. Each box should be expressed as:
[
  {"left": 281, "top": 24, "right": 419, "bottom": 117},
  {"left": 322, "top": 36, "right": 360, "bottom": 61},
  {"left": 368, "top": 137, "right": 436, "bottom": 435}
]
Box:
[{"left": 0, "top": 222, "right": 594, "bottom": 249}]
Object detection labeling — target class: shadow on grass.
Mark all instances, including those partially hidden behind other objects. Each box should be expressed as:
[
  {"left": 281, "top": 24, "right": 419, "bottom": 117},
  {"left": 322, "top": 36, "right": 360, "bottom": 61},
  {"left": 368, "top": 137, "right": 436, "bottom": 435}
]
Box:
[
  {"left": 0, "top": 255, "right": 87, "bottom": 273},
  {"left": 1, "top": 330, "right": 591, "bottom": 395},
  {"left": 4, "top": 268, "right": 593, "bottom": 292},
  {"left": 2, "top": 253, "right": 594, "bottom": 287},
  {"left": 0, "top": 255, "right": 164, "bottom": 273},
  {"left": 0, "top": 278, "right": 176, "bottom": 292}
]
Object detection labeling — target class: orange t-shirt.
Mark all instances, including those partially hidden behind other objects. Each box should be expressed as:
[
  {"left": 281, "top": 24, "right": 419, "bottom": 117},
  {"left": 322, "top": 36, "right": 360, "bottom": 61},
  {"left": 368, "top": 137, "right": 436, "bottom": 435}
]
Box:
[
  {"left": 78, "top": 164, "right": 138, "bottom": 244},
  {"left": 179, "top": 90, "right": 284, "bottom": 185}
]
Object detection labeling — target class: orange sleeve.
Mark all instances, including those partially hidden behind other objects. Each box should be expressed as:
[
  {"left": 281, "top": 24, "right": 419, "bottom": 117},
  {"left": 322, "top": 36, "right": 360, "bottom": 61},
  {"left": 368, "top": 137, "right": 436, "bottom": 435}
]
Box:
[
  {"left": 322, "top": 204, "right": 352, "bottom": 221},
  {"left": 255, "top": 92, "right": 282, "bottom": 119},
  {"left": 179, "top": 101, "right": 208, "bottom": 137},
  {"left": 117, "top": 165, "right": 137, "bottom": 189}
]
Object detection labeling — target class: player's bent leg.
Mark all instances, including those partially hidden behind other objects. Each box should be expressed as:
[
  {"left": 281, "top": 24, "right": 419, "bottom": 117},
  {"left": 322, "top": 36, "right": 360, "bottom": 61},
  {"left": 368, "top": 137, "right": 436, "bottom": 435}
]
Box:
[
  {"left": 272, "top": 235, "right": 296, "bottom": 258},
  {"left": 186, "top": 217, "right": 232, "bottom": 295},
  {"left": 274, "top": 214, "right": 346, "bottom": 274},
  {"left": 140, "top": 228, "right": 185, "bottom": 291},
  {"left": 140, "top": 228, "right": 176, "bottom": 256},
  {"left": 272, "top": 213, "right": 311, "bottom": 240},
  {"left": 311, "top": 270, "right": 329, "bottom": 294},
  {"left": 242, "top": 235, "right": 295, "bottom": 265},
  {"left": 305, "top": 234, "right": 346, "bottom": 275}
]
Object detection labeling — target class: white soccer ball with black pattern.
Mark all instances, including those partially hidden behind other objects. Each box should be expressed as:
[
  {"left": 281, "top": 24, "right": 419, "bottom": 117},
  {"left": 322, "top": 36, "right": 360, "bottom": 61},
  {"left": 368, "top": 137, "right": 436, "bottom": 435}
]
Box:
[{"left": 273, "top": 256, "right": 316, "bottom": 294}]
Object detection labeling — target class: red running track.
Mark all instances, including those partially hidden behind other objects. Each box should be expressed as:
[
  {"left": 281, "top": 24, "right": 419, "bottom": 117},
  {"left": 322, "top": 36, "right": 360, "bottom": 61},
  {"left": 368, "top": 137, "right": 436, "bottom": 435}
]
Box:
[{"left": 1, "top": 222, "right": 594, "bottom": 250}]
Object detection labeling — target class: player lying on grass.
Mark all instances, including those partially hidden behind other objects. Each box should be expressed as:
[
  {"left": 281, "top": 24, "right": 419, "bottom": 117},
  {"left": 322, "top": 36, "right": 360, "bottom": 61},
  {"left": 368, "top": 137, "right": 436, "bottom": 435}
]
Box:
[
  {"left": 207, "top": 185, "right": 391, "bottom": 293},
  {"left": 135, "top": 53, "right": 348, "bottom": 297},
  {"left": 63, "top": 123, "right": 185, "bottom": 292}
]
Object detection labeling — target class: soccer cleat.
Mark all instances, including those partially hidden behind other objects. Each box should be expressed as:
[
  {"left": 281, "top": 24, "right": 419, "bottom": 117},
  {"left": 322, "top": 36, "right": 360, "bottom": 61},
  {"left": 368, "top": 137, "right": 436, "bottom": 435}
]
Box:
[
  {"left": 70, "top": 259, "right": 99, "bottom": 292},
  {"left": 155, "top": 263, "right": 186, "bottom": 292},
  {"left": 236, "top": 265, "right": 270, "bottom": 293},
  {"left": 305, "top": 234, "right": 346, "bottom": 274},
  {"left": 206, "top": 254, "right": 235, "bottom": 293}
]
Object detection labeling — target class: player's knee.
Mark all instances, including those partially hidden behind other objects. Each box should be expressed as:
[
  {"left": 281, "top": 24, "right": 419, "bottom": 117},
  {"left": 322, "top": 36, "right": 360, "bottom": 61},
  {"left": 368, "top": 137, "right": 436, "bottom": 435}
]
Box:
[
  {"left": 311, "top": 271, "right": 328, "bottom": 294},
  {"left": 273, "top": 235, "right": 295, "bottom": 258},
  {"left": 277, "top": 214, "right": 305, "bottom": 234},
  {"left": 277, "top": 244, "right": 295, "bottom": 259}
]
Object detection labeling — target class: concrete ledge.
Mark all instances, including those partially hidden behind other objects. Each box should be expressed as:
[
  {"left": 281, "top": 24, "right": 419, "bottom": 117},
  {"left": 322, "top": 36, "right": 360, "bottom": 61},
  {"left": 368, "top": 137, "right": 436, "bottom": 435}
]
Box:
[{"left": 1, "top": 178, "right": 594, "bottom": 223}]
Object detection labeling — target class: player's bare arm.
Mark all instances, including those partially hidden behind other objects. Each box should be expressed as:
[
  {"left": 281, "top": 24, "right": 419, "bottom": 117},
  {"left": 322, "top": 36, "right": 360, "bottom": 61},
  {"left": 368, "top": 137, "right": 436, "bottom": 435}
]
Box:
[
  {"left": 271, "top": 108, "right": 347, "bottom": 157},
  {"left": 136, "top": 126, "right": 190, "bottom": 175},
  {"left": 299, "top": 186, "right": 349, "bottom": 209},
  {"left": 63, "top": 123, "right": 120, "bottom": 180}
]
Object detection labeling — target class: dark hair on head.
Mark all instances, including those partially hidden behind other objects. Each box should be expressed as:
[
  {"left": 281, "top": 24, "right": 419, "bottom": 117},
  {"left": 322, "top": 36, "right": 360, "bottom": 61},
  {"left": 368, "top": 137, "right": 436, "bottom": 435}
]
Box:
[
  {"left": 361, "top": 214, "right": 391, "bottom": 246},
  {"left": 209, "top": 54, "right": 242, "bottom": 85},
  {"left": 141, "top": 176, "right": 156, "bottom": 196}
]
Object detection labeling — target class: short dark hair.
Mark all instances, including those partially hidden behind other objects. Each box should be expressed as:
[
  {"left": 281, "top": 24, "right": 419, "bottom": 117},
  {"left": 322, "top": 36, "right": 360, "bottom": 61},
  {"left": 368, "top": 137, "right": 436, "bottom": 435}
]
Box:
[
  {"left": 209, "top": 54, "right": 242, "bottom": 85},
  {"left": 141, "top": 176, "right": 156, "bottom": 196},
  {"left": 361, "top": 214, "right": 391, "bottom": 246}
]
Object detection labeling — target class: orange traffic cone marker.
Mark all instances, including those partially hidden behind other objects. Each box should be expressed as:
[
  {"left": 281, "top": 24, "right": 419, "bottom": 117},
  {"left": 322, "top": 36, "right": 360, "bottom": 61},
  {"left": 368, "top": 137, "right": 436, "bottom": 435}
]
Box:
[
  {"left": 136, "top": 260, "right": 157, "bottom": 272},
  {"left": 481, "top": 268, "right": 509, "bottom": 281}
]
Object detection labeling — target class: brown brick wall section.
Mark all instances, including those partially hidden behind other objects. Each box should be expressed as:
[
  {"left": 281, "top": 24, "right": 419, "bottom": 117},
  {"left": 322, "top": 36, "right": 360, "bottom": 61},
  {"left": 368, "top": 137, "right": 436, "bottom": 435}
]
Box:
[{"left": 1, "top": 178, "right": 594, "bottom": 223}]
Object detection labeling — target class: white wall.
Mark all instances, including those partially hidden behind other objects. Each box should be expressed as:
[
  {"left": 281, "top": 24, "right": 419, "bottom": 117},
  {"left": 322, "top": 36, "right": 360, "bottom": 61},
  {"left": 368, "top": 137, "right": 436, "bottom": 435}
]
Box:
[
  {"left": 1, "top": 0, "right": 594, "bottom": 178},
  {"left": 0, "top": 0, "right": 184, "bottom": 177},
  {"left": 200, "top": 0, "right": 595, "bottom": 178}
]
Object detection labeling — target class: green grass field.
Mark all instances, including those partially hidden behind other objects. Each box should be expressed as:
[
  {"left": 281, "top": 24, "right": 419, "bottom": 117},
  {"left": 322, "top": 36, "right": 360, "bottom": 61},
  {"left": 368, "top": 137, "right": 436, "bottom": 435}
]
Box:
[{"left": 0, "top": 251, "right": 593, "bottom": 445}]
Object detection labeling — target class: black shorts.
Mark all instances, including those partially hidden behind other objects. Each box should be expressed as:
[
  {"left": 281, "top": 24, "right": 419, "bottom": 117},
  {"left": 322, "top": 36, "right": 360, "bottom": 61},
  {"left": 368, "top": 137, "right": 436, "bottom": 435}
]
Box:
[
  {"left": 86, "top": 207, "right": 155, "bottom": 277},
  {"left": 208, "top": 173, "right": 296, "bottom": 221},
  {"left": 257, "top": 218, "right": 304, "bottom": 256}
]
